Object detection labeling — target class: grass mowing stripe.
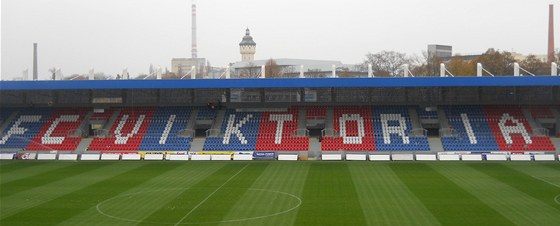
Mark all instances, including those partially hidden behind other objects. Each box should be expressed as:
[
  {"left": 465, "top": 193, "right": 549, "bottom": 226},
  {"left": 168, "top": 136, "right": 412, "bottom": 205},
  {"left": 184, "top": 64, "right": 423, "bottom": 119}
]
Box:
[
  {"left": 506, "top": 163, "right": 560, "bottom": 188},
  {"left": 177, "top": 163, "right": 267, "bottom": 225},
  {"left": 0, "top": 162, "right": 100, "bottom": 198},
  {"left": 58, "top": 162, "right": 226, "bottom": 226},
  {"left": 391, "top": 163, "right": 514, "bottom": 226},
  {"left": 0, "top": 162, "right": 181, "bottom": 226},
  {"left": 471, "top": 163, "right": 560, "bottom": 211},
  {"left": 432, "top": 163, "right": 560, "bottom": 226},
  {"left": 138, "top": 163, "right": 251, "bottom": 225},
  {"left": 0, "top": 162, "right": 73, "bottom": 184},
  {"left": 294, "top": 162, "right": 367, "bottom": 226},
  {"left": 219, "top": 162, "right": 310, "bottom": 226},
  {"left": 0, "top": 161, "right": 46, "bottom": 174},
  {"left": 0, "top": 162, "right": 143, "bottom": 220},
  {"left": 349, "top": 163, "right": 440, "bottom": 226}
]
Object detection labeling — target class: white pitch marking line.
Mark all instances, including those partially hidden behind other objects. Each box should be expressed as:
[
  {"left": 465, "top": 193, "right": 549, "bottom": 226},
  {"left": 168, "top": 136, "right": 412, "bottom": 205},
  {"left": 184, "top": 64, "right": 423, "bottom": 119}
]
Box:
[
  {"left": 531, "top": 175, "right": 560, "bottom": 189},
  {"left": 173, "top": 164, "right": 249, "bottom": 226}
]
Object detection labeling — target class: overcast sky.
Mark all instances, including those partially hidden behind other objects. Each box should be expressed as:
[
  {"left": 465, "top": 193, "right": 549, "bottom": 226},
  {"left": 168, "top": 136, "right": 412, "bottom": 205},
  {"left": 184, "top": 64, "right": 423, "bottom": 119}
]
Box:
[{"left": 1, "top": 0, "right": 558, "bottom": 80}]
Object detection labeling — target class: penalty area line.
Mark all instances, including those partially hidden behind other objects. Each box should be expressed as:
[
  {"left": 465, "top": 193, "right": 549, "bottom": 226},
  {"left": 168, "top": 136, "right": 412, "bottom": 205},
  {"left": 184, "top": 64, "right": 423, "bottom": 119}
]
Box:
[{"left": 173, "top": 164, "right": 249, "bottom": 226}]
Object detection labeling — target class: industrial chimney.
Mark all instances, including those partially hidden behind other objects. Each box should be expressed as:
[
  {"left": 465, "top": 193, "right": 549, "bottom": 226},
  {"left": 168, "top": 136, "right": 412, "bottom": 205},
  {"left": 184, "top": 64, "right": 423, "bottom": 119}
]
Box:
[
  {"left": 33, "top": 43, "right": 38, "bottom": 80},
  {"left": 191, "top": 1, "right": 197, "bottom": 59},
  {"left": 548, "top": 4, "right": 555, "bottom": 64}
]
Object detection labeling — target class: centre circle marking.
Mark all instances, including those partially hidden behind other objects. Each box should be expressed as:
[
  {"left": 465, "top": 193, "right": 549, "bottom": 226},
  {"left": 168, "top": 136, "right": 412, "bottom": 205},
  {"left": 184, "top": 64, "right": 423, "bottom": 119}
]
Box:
[{"left": 96, "top": 188, "right": 302, "bottom": 224}]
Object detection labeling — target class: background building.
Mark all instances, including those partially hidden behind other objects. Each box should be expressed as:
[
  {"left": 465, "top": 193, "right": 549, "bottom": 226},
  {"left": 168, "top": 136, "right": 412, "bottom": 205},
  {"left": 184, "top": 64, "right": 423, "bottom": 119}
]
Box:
[
  {"left": 240, "top": 28, "right": 257, "bottom": 62},
  {"left": 428, "top": 45, "right": 452, "bottom": 62}
]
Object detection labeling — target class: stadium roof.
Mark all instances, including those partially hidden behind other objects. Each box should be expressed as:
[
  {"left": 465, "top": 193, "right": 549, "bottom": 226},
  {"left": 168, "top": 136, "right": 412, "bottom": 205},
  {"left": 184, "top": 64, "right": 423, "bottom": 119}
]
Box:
[{"left": 0, "top": 77, "right": 559, "bottom": 91}]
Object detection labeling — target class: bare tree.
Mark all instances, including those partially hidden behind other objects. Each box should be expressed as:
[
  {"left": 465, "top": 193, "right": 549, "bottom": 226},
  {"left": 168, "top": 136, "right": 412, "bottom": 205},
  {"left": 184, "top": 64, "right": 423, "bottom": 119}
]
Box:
[
  {"left": 265, "top": 59, "right": 281, "bottom": 78},
  {"left": 362, "top": 51, "right": 413, "bottom": 77},
  {"left": 238, "top": 62, "right": 260, "bottom": 78}
]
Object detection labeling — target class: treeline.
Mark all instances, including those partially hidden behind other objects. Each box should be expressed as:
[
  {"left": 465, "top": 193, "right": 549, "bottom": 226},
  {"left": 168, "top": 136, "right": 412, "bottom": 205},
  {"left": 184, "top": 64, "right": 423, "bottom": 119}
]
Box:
[{"left": 359, "top": 48, "right": 560, "bottom": 77}]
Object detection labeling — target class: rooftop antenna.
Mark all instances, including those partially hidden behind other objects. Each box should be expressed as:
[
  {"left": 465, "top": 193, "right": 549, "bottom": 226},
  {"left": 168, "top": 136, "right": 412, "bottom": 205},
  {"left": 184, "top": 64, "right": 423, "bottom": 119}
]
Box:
[
  {"left": 191, "top": 0, "right": 197, "bottom": 59},
  {"left": 33, "top": 43, "right": 38, "bottom": 80}
]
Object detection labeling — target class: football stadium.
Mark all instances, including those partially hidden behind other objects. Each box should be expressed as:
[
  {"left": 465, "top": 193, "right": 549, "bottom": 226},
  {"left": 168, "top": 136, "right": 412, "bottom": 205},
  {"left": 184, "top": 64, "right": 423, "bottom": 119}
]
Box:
[
  {"left": 2, "top": 73, "right": 560, "bottom": 226},
  {"left": 2, "top": 1, "right": 560, "bottom": 226}
]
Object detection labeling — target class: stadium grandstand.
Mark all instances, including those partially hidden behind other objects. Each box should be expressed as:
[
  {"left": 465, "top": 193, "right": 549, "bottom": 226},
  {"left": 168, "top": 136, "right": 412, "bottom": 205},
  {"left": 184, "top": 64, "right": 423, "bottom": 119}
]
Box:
[{"left": 0, "top": 75, "right": 559, "bottom": 161}]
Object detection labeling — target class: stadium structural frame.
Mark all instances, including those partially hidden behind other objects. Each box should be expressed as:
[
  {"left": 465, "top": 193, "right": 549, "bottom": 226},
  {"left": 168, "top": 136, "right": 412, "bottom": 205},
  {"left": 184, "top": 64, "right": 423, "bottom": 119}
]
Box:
[{"left": 1, "top": 76, "right": 560, "bottom": 90}]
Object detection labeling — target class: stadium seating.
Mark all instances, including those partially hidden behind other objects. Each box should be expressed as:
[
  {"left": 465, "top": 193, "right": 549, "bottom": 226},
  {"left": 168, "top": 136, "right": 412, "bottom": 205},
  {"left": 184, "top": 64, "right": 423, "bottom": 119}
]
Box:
[
  {"left": 441, "top": 106, "right": 499, "bottom": 151},
  {"left": 257, "top": 108, "right": 308, "bottom": 151},
  {"left": 527, "top": 106, "right": 554, "bottom": 120},
  {"left": 484, "top": 106, "right": 554, "bottom": 151},
  {"left": 203, "top": 108, "right": 308, "bottom": 151},
  {"left": 372, "top": 106, "right": 430, "bottom": 151},
  {"left": 26, "top": 108, "right": 89, "bottom": 151},
  {"left": 306, "top": 106, "right": 327, "bottom": 120},
  {"left": 441, "top": 105, "right": 555, "bottom": 151},
  {"left": 89, "top": 108, "right": 155, "bottom": 151},
  {"left": 321, "top": 106, "right": 375, "bottom": 151},
  {"left": 197, "top": 108, "right": 218, "bottom": 121},
  {"left": 138, "top": 107, "right": 193, "bottom": 151},
  {"left": 416, "top": 107, "right": 439, "bottom": 120},
  {"left": 89, "top": 109, "right": 113, "bottom": 121},
  {"left": 0, "top": 108, "right": 54, "bottom": 149},
  {"left": 203, "top": 110, "right": 261, "bottom": 151}
]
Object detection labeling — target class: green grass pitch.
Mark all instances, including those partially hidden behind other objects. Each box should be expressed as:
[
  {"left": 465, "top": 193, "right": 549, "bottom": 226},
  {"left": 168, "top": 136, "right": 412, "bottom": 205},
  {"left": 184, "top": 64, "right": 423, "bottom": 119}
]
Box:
[{"left": 1, "top": 161, "right": 560, "bottom": 226}]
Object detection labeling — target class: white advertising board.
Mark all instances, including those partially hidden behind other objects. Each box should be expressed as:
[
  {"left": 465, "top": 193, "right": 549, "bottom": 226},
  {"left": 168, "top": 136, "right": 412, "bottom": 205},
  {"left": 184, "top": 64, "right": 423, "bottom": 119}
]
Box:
[
  {"left": 233, "top": 154, "right": 253, "bottom": 161},
  {"left": 439, "top": 154, "right": 460, "bottom": 161},
  {"left": 346, "top": 154, "right": 366, "bottom": 161},
  {"left": 369, "top": 155, "right": 391, "bottom": 161},
  {"left": 121, "top": 154, "right": 141, "bottom": 160},
  {"left": 486, "top": 154, "right": 507, "bottom": 161},
  {"left": 37, "top": 153, "right": 57, "bottom": 160},
  {"left": 392, "top": 154, "right": 414, "bottom": 161},
  {"left": 101, "top": 153, "right": 120, "bottom": 160},
  {"left": 191, "top": 155, "right": 211, "bottom": 161},
  {"left": 322, "top": 154, "right": 342, "bottom": 161},
  {"left": 144, "top": 154, "right": 164, "bottom": 160},
  {"left": 534, "top": 155, "right": 555, "bottom": 161},
  {"left": 510, "top": 155, "right": 531, "bottom": 161},
  {"left": 81, "top": 154, "right": 101, "bottom": 160},
  {"left": 461, "top": 154, "right": 482, "bottom": 161},
  {"left": 278, "top": 154, "right": 298, "bottom": 161},
  {"left": 211, "top": 155, "right": 231, "bottom": 161},
  {"left": 0, "top": 153, "right": 15, "bottom": 160},
  {"left": 168, "top": 155, "right": 189, "bottom": 161},
  {"left": 58, "top": 154, "right": 78, "bottom": 161},
  {"left": 416, "top": 154, "right": 437, "bottom": 161}
]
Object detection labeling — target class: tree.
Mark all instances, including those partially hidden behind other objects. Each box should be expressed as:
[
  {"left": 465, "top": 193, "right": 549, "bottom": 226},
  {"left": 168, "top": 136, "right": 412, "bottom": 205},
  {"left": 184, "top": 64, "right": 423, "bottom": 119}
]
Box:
[
  {"left": 362, "top": 51, "right": 413, "bottom": 77},
  {"left": 447, "top": 56, "right": 476, "bottom": 76},
  {"left": 520, "top": 55, "right": 548, "bottom": 75},
  {"left": 265, "top": 59, "right": 281, "bottom": 78},
  {"left": 474, "top": 49, "right": 516, "bottom": 76},
  {"left": 238, "top": 62, "right": 260, "bottom": 78},
  {"left": 556, "top": 49, "right": 560, "bottom": 65}
]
